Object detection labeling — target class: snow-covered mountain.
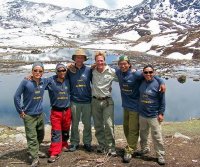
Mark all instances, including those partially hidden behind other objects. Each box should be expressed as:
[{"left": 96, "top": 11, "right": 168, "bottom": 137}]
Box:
[{"left": 0, "top": 0, "right": 199, "bottom": 60}]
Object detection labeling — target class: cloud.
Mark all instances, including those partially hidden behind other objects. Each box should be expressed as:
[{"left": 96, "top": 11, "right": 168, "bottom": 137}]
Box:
[
  {"left": 89, "top": 0, "right": 143, "bottom": 10},
  {"left": 27, "top": 0, "right": 88, "bottom": 8},
  {"left": 26, "top": 0, "right": 144, "bottom": 9},
  {"left": 116, "top": 0, "right": 144, "bottom": 9},
  {"left": 102, "top": 0, "right": 117, "bottom": 9}
]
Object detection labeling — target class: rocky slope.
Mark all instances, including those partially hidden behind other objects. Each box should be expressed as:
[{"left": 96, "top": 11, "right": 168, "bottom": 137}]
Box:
[{"left": 0, "top": 0, "right": 199, "bottom": 60}]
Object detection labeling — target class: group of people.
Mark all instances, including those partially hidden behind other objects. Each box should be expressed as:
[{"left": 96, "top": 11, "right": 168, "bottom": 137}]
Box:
[{"left": 14, "top": 48, "right": 166, "bottom": 167}]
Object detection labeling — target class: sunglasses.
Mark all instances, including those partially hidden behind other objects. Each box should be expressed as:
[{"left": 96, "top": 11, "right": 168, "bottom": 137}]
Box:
[
  {"left": 33, "top": 69, "right": 43, "bottom": 73},
  {"left": 143, "top": 71, "right": 153, "bottom": 74},
  {"left": 57, "top": 69, "right": 67, "bottom": 73}
]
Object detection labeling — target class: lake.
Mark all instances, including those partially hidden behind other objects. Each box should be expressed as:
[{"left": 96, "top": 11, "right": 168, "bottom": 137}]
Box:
[
  {"left": 0, "top": 72, "right": 200, "bottom": 126},
  {"left": 0, "top": 48, "right": 200, "bottom": 126}
]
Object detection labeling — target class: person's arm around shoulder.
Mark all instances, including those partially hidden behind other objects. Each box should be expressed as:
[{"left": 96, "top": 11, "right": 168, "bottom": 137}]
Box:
[
  {"left": 134, "top": 70, "right": 143, "bottom": 78},
  {"left": 45, "top": 76, "right": 54, "bottom": 89},
  {"left": 66, "top": 62, "right": 76, "bottom": 73},
  {"left": 136, "top": 70, "right": 166, "bottom": 93},
  {"left": 154, "top": 75, "right": 166, "bottom": 93},
  {"left": 109, "top": 66, "right": 118, "bottom": 82}
]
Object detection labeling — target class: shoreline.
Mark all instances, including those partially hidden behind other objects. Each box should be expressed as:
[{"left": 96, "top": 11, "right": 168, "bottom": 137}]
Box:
[{"left": 1, "top": 117, "right": 200, "bottom": 128}]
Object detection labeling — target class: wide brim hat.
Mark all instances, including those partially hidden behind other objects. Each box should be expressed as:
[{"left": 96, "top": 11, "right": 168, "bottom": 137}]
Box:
[{"left": 72, "top": 49, "right": 88, "bottom": 61}]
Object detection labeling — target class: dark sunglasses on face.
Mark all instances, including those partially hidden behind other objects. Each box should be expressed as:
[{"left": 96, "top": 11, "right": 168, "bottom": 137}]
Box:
[
  {"left": 57, "top": 69, "right": 67, "bottom": 73},
  {"left": 33, "top": 69, "right": 43, "bottom": 73},
  {"left": 143, "top": 71, "right": 153, "bottom": 74}
]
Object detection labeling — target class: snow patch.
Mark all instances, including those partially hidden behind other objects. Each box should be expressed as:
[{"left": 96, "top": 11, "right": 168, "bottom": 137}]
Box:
[
  {"left": 131, "top": 42, "right": 151, "bottom": 52},
  {"left": 147, "top": 50, "right": 162, "bottom": 56},
  {"left": 185, "top": 39, "right": 198, "bottom": 47},
  {"left": 114, "top": 30, "right": 140, "bottom": 41},
  {"left": 167, "top": 52, "right": 193, "bottom": 60},
  {"left": 147, "top": 20, "right": 161, "bottom": 34}
]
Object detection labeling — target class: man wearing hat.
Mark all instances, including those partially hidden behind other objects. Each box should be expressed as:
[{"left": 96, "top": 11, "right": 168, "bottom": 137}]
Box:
[
  {"left": 47, "top": 63, "right": 71, "bottom": 163},
  {"left": 14, "top": 62, "right": 49, "bottom": 167},
  {"left": 115, "top": 55, "right": 165, "bottom": 163},
  {"left": 67, "top": 48, "right": 93, "bottom": 152}
]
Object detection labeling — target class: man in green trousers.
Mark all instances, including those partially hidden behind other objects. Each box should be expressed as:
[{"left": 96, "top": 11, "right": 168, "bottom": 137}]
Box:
[{"left": 14, "top": 62, "right": 48, "bottom": 167}]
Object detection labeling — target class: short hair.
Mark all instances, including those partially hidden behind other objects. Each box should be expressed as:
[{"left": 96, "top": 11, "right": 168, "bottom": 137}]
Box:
[
  {"left": 143, "top": 64, "right": 154, "bottom": 71},
  {"left": 94, "top": 51, "right": 106, "bottom": 60}
]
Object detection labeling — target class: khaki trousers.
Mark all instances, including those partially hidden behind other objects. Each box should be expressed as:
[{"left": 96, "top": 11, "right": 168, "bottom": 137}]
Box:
[
  {"left": 70, "top": 102, "right": 92, "bottom": 145},
  {"left": 139, "top": 116, "right": 165, "bottom": 157},
  {"left": 92, "top": 97, "right": 115, "bottom": 150}
]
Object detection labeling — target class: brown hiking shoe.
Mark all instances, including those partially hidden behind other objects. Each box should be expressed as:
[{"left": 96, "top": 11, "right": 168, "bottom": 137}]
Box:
[
  {"left": 107, "top": 148, "right": 117, "bottom": 156},
  {"left": 135, "top": 148, "right": 150, "bottom": 156},
  {"left": 31, "top": 158, "right": 39, "bottom": 167},
  {"left": 158, "top": 156, "right": 165, "bottom": 165}
]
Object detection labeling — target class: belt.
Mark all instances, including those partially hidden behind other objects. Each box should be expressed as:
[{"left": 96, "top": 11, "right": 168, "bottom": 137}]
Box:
[
  {"left": 52, "top": 106, "right": 68, "bottom": 111},
  {"left": 93, "top": 96, "right": 110, "bottom": 100}
]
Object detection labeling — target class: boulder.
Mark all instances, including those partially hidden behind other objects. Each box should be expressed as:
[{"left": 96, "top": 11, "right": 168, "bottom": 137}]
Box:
[
  {"left": 31, "top": 49, "right": 42, "bottom": 54},
  {"left": 177, "top": 75, "right": 186, "bottom": 83},
  {"left": 136, "top": 29, "right": 151, "bottom": 36},
  {"left": 174, "top": 132, "right": 191, "bottom": 140},
  {"left": 15, "top": 134, "right": 27, "bottom": 144}
]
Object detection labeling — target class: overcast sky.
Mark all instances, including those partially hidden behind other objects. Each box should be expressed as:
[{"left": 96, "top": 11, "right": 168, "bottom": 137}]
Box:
[{"left": 26, "top": 0, "right": 144, "bottom": 10}]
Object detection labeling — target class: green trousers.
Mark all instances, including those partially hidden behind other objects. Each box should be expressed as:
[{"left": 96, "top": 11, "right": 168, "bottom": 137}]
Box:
[
  {"left": 92, "top": 98, "right": 115, "bottom": 150},
  {"left": 123, "top": 108, "right": 139, "bottom": 154},
  {"left": 23, "top": 114, "right": 44, "bottom": 159},
  {"left": 70, "top": 102, "right": 92, "bottom": 145}
]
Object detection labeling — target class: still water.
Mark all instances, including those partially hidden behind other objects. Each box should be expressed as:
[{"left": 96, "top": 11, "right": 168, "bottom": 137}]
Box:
[{"left": 0, "top": 72, "right": 200, "bottom": 126}]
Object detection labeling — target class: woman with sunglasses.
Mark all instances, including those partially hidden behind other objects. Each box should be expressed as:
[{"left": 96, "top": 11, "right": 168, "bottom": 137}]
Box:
[
  {"left": 116, "top": 56, "right": 166, "bottom": 163},
  {"left": 47, "top": 63, "right": 71, "bottom": 163},
  {"left": 15, "top": 63, "right": 71, "bottom": 166},
  {"left": 14, "top": 62, "right": 49, "bottom": 167},
  {"left": 138, "top": 65, "right": 165, "bottom": 165}
]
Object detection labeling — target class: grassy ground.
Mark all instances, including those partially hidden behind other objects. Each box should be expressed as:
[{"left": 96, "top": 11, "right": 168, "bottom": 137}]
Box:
[
  {"left": 162, "top": 119, "right": 200, "bottom": 137},
  {"left": 0, "top": 119, "right": 200, "bottom": 167}
]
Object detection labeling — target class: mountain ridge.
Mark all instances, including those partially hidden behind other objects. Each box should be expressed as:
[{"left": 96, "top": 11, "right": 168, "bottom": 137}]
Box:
[{"left": 0, "top": 0, "right": 199, "bottom": 60}]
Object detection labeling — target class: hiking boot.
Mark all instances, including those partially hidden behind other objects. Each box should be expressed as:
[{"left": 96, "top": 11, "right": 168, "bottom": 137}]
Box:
[
  {"left": 135, "top": 148, "right": 150, "bottom": 156},
  {"left": 83, "top": 144, "right": 92, "bottom": 152},
  {"left": 62, "top": 146, "right": 69, "bottom": 152},
  {"left": 38, "top": 151, "right": 47, "bottom": 158},
  {"left": 69, "top": 144, "right": 79, "bottom": 152},
  {"left": 107, "top": 149, "right": 117, "bottom": 156},
  {"left": 31, "top": 158, "right": 39, "bottom": 167},
  {"left": 158, "top": 156, "right": 165, "bottom": 165},
  {"left": 28, "top": 155, "right": 33, "bottom": 163},
  {"left": 48, "top": 155, "right": 60, "bottom": 163},
  {"left": 97, "top": 145, "right": 106, "bottom": 153},
  {"left": 123, "top": 152, "right": 132, "bottom": 163}
]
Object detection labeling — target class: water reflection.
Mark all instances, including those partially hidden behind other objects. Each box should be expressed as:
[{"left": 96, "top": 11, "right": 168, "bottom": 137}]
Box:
[{"left": 0, "top": 72, "right": 200, "bottom": 126}]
